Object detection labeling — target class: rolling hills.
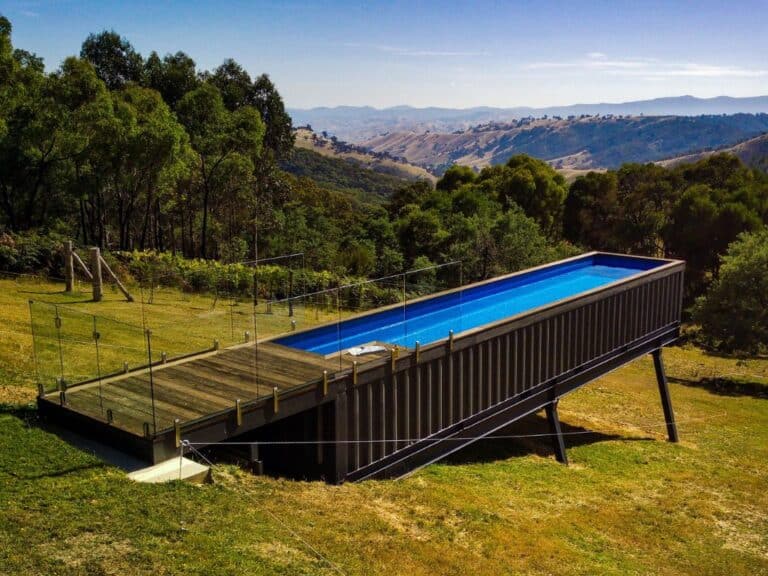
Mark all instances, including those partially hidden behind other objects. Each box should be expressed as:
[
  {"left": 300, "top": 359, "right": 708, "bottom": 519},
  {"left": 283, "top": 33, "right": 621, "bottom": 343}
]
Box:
[
  {"left": 289, "top": 95, "right": 768, "bottom": 142},
  {"left": 293, "top": 127, "right": 436, "bottom": 183},
  {"left": 361, "top": 114, "right": 768, "bottom": 173},
  {"left": 658, "top": 132, "right": 768, "bottom": 171},
  {"left": 279, "top": 147, "right": 415, "bottom": 202}
]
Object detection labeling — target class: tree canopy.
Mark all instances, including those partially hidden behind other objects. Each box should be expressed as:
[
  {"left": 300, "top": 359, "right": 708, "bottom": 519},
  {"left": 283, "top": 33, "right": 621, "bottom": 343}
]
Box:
[
  {"left": 693, "top": 229, "right": 768, "bottom": 354},
  {"left": 1, "top": 14, "right": 768, "bottom": 316},
  {"left": 80, "top": 30, "right": 143, "bottom": 90}
]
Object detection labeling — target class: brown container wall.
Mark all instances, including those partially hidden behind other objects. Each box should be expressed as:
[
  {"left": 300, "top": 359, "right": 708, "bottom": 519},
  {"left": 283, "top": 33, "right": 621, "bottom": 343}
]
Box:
[{"left": 338, "top": 265, "right": 684, "bottom": 479}]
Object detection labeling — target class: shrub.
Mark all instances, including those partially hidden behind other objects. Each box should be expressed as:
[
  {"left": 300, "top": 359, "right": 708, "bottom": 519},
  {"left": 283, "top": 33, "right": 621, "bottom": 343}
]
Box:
[
  {"left": 693, "top": 228, "right": 768, "bottom": 355},
  {"left": 0, "top": 230, "right": 67, "bottom": 275}
]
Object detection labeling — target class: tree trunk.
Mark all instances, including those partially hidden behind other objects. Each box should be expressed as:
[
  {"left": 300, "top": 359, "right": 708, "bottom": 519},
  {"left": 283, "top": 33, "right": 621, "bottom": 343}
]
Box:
[{"left": 200, "top": 184, "right": 210, "bottom": 258}]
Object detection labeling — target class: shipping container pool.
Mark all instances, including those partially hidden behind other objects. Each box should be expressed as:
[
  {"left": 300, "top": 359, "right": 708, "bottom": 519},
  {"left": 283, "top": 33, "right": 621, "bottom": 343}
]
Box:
[
  {"left": 37, "top": 250, "right": 684, "bottom": 477},
  {"left": 276, "top": 253, "right": 665, "bottom": 356}
]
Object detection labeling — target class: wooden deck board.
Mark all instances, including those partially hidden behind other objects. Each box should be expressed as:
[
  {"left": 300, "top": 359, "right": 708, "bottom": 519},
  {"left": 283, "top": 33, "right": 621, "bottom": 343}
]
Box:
[
  {"left": 159, "top": 365, "right": 272, "bottom": 399},
  {"left": 66, "top": 388, "right": 153, "bottom": 434},
  {"left": 48, "top": 340, "right": 351, "bottom": 436},
  {"left": 151, "top": 370, "right": 254, "bottom": 405}
]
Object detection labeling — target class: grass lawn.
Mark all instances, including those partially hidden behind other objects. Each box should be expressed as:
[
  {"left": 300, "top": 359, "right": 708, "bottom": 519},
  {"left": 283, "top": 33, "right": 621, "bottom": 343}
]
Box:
[
  {"left": 4, "top": 276, "right": 344, "bottom": 397},
  {"left": 0, "top": 276, "right": 767, "bottom": 575}
]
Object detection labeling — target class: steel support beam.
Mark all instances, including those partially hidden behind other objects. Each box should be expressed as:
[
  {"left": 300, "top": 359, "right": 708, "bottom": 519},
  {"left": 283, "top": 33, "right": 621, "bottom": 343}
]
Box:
[
  {"left": 545, "top": 400, "right": 568, "bottom": 464},
  {"left": 652, "top": 348, "right": 679, "bottom": 443}
]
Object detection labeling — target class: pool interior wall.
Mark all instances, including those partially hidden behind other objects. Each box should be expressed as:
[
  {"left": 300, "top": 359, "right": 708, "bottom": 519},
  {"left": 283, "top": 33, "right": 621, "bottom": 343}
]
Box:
[{"left": 275, "top": 254, "right": 664, "bottom": 356}]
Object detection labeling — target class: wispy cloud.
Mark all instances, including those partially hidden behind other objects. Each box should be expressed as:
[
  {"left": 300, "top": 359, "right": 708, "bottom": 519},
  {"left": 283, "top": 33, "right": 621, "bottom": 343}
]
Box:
[
  {"left": 342, "top": 42, "right": 489, "bottom": 58},
  {"left": 523, "top": 52, "right": 767, "bottom": 78},
  {"left": 643, "top": 63, "right": 768, "bottom": 78},
  {"left": 19, "top": 9, "right": 39, "bottom": 17}
]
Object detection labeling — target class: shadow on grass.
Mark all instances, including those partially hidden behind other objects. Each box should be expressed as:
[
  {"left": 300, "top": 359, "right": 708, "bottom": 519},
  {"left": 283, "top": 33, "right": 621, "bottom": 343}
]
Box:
[
  {"left": 669, "top": 376, "right": 767, "bottom": 400},
  {"left": 3, "top": 461, "right": 108, "bottom": 480},
  {"left": 0, "top": 402, "right": 37, "bottom": 417},
  {"left": 1, "top": 405, "right": 147, "bottom": 475},
  {"left": 15, "top": 287, "right": 68, "bottom": 296},
  {"left": 443, "top": 412, "right": 653, "bottom": 467}
]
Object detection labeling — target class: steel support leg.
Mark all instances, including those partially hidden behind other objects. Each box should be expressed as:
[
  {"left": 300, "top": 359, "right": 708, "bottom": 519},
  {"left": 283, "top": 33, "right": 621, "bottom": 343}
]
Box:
[
  {"left": 248, "top": 443, "right": 264, "bottom": 475},
  {"left": 652, "top": 348, "right": 679, "bottom": 443},
  {"left": 545, "top": 399, "right": 568, "bottom": 465}
]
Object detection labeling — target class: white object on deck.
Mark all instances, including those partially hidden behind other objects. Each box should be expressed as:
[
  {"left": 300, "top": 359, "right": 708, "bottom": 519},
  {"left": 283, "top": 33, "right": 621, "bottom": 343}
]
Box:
[
  {"left": 127, "top": 457, "right": 210, "bottom": 484},
  {"left": 347, "top": 345, "right": 387, "bottom": 356}
]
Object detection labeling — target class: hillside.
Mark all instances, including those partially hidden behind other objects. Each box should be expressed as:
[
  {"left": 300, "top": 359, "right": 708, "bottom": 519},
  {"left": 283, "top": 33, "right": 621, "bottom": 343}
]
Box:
[
  {"left": 1, "top": 276, "right": 767, "bottom": 575},
  {"left": 289, "top": 95, "right": 768, "bottom": 141},
  {"left": 362, "top": 114, "right": 768, "bottom": 173},
  {"left": 293, "top": 127, "right": 436, "bottom": 183},
  {"left": 279, "top": 147, "right": 412, "bottom": 202},
  {"left": 658, "top": 132, "right": 768, "bottom": 171}
]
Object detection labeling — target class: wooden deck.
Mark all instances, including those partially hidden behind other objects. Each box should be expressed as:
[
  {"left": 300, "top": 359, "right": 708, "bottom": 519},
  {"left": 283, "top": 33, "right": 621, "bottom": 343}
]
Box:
[{"left": 46, "top": 341, "right": 387, "bottom": 436}]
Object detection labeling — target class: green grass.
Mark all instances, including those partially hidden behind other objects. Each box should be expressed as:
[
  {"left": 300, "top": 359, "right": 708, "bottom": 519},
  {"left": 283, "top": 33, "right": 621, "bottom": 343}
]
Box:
[
  {"left": 1, "top": 276, "right": 767, "bottom": 575},
  {"left": 5, "top": 276, "right": 344, "bottom": 396}
]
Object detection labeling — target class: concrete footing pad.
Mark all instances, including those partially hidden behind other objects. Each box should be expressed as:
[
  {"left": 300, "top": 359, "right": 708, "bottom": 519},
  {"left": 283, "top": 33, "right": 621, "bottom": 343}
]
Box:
[{"left": 127, "top": 457, "right": 210, "bottom": 484}]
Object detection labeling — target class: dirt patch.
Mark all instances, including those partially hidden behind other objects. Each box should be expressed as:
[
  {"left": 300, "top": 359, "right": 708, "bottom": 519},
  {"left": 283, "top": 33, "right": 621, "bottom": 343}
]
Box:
[
  {"left": 38, "top": 532, "right": 141, "bottom": 574},
  {"left": 0, "top": 384, "right": 36, "bottom": 405}
]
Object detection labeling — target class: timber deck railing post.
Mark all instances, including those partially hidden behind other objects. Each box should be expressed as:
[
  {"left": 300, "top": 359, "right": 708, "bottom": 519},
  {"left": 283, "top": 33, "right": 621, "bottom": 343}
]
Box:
[{"left": 652, "top": 348, "right": 679, "bottom": 443}]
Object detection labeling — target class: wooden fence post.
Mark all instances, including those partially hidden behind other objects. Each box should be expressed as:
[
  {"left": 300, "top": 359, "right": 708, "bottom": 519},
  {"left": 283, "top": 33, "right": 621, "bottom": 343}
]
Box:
[
  {"left": 98, "top": 254, "right": 134, "bottom": 302},
  {"left": 90, "top": 247, "right": 103, "bottom": 302},
  {"left": 64, "top": 241, "right": 74, "bottom": 292}
]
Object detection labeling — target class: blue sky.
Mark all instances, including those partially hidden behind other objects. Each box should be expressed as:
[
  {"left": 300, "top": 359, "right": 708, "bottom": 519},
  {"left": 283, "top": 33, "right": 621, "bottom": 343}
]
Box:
[{"left": 3, "top": 0, "right": 767, "bottom": 109}]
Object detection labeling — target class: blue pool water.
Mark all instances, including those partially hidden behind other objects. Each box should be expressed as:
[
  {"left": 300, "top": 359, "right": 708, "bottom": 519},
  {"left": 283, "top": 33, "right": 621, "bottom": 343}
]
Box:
[{"left": 275, "top": 254, "right": 663, "bottom": 356}]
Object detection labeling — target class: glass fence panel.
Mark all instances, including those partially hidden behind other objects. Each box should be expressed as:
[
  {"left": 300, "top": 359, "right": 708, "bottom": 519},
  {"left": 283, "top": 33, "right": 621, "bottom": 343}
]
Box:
[
  {"left": 55, "top": 305, "right": 100, "bottom": 387},
  {"left": 92, "top": 314, "right": 150, "bottom": 378},
  {"left": 83, "top": 314, "right": 154, "bottom": 436},
  {"left": 29, "top": 301, "right": 64, "bottom": 394},
  {"left": 405, "top": 262, "right": 465, "bottom": 348}
]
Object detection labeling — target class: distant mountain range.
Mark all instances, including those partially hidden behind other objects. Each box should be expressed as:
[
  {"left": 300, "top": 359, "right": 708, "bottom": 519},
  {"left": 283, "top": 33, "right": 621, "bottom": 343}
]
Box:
[
  {"left": 361, "top": 114, "right": 768, "bottom": 172},
  {"left": 289, "top": 95, "right": 768, "bottom": 142}
]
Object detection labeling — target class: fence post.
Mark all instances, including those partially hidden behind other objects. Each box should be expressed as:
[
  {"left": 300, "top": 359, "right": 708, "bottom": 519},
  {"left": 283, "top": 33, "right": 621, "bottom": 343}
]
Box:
[
  {"left": 64, "top": 241, "right": 74, "bottom": 292},
  {"left": 90, "top": 247, "right": 103, "bottom": 302}
]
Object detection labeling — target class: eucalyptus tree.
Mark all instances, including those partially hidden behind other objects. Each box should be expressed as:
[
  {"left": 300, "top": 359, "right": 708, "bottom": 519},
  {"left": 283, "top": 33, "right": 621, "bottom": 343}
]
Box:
[
  {"left": 207, "top": 64, "right": 294, "bottom": 222},
  {"left": 176, "top": 82, "right": 264, "bottom": 257},
  {"left": 108, "top": 85, "right": 189, "bottom": 249},
  {"left": 142, "top": 51, "right": 199, "bottom": 110},
  {"left": 694, "top": 228, "right": 768, "bottom": 354},
  {"left": 0, "top": 56, "right": 112, "bottom": 230},
  {"left": 208, "top": 59, "right": 253, "bottom": 112},
  {"left": 0, "top": 16, "right": 16, "bottom": 139},
  {"left": 478, "top": 154, "right": 568, "bottom": 239},
  {"left": 80, "top": 30, "right": 143, "bottom": 90},
  {"left": 563, "top": 171, "right": 621, "bottom": 251},
  {"left": 615, "top": 162, "right": 679, "bottom": 255},
  {"left": 251, "top": 73, "right": 294, "bottom": 161}
]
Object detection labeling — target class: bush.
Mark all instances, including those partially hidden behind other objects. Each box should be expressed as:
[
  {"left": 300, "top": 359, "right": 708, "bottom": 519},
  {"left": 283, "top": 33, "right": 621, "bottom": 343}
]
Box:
[
  {"left": 693, "top": 228, "right": 768, "bottom": 355},
  {"left": 115, "top": 250, "right": 402, "bottom": 303},
  {"left": 0, "top": 230, "right": 67, "bottom": 275}
]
